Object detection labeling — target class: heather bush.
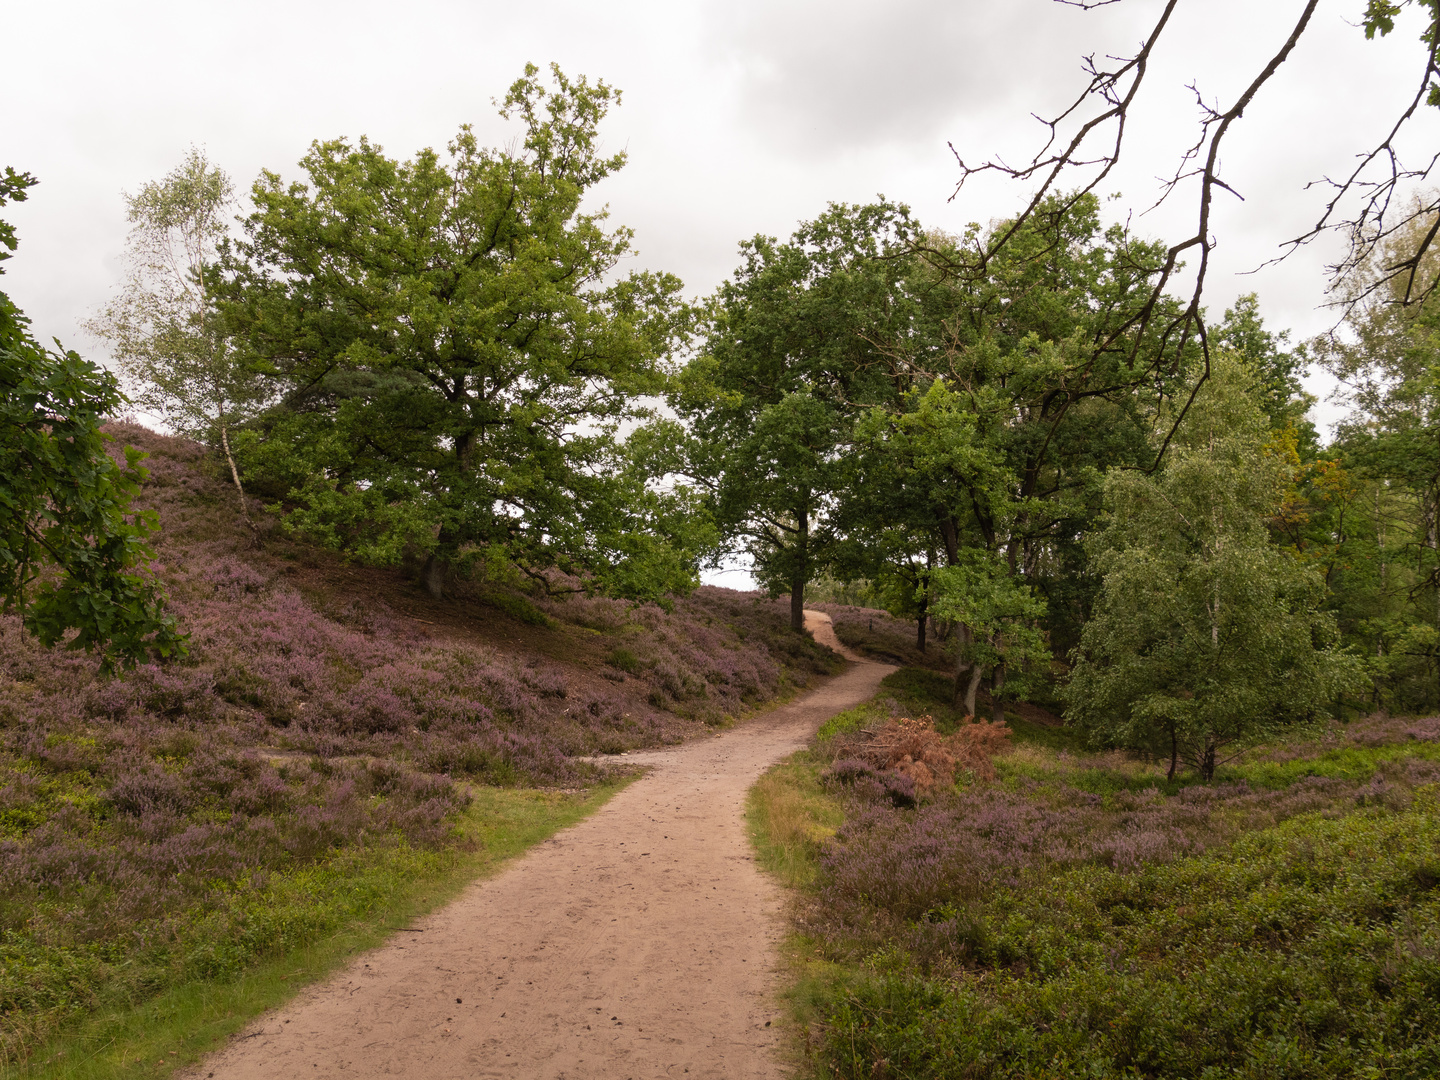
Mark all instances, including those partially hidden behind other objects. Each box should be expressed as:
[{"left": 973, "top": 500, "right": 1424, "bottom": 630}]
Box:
[
  {"left": 0, "top": 424, "right": 840, "bottom": 1066},
  {"left": 811, "top": 770, "right": 1401, "bottom": 942},
  {"left": 762, "top": 666, "right": 1440, "bottom": 1076},
  {"left": 537, "top": 578, "right": 839, "bottom": 722},
  {"left": 820, "top": 799, "right": 1440, "bottom": 1079}
]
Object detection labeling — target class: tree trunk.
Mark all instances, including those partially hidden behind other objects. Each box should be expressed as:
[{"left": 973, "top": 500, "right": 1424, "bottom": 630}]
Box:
[
  {"left": 1429, "top": 489, "right": 1440, "bottom": 702},
  {"left": 952, "top": 623, "right": 974, "bottom": 706},
  {"left": 421, "top": 553, "right": 447, "bottom": 599},
  {"left": 939, "top": 519, "right": 959, "bottom": 565},
  {"left": 1167, "top": 723, "right": 1178, "bottom": 781},
  {"left": 790, "top": 502, "right": 809, "bottom": 633},
  {"left": 963, "top": 664, "right": 984, "bottom": 718},
  {"left": 990, "top": 660, "right": 1006, "bottom": 724},
  {"left": 917, "top": 548, "right": 933, "bottom": 652},
  {"left": 1200, "top": 740, "right": 1217, "bottom": 782},
  {"left": 220, "top": 422, "right": 259, "bottom": 546}
]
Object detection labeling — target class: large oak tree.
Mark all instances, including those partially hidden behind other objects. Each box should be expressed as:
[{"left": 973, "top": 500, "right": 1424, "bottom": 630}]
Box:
[{"left": 220, "top": 65, "right": 699, "bottom": 601}]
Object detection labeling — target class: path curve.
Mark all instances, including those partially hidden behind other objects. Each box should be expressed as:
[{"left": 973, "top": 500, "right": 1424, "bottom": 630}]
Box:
[{"left": 193, "top": 612, "right": 891, "bottom": 1080}]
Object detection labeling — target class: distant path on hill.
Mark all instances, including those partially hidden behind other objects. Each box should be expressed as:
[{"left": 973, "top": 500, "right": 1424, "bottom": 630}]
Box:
[{"left": 194, "top": 612, "right": 890, "bottom": 1080}]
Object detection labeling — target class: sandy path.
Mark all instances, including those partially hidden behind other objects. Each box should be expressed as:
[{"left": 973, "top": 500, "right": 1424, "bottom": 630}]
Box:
[{"left": 194, "top": 613, "right": 889, "bottom": 1080}]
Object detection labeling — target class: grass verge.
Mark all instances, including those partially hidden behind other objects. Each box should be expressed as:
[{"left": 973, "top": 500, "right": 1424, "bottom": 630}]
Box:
[
  {"left": 746, "top": 751, "right": 850, "bottom": 1073},
  {"left": 748, "top": 667, "right": 1440, "bottom": 1078},
  {"left": 747, "top": 754, "right": 839, "bottom": 891},
  {"left": 6, "top": 781, "right": 630, "bottom": 1080}
]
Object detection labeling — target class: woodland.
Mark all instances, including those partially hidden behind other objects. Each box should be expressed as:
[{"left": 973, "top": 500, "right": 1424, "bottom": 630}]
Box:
[{"left": 7, "top": 1, "right": 1440, "bottom": 1076}]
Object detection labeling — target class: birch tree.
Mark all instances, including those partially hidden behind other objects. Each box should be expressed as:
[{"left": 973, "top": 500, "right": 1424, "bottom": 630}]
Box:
[
  {"left": 1065, "top": 357, "right": 1357, "bottom": 780},
  {"left": 88, "top": 147, "right": 263, "bottom": 533}
]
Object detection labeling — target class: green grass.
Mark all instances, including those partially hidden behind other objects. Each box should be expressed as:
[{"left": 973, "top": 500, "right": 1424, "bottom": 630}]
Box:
[
  {"left": 994, "top": 726, "right": 1440, "bottom": 801},
  {"left": 6, "top": 782, "right": 629, "bottom": 1080},
  {"left": 819, "top": 799, "right": 1440, "bottom": 1079},
  {"left": 1228, "top": 739, "right": 1440, "bottom": 788},
  {"left": 750, "top": 671, "right": 1440, "bottom": 1078},
  {"left": 746, "top": 751, "right": 855, "bottom": 1076},
  {"left": 746, "top": 755, "right": 841, "bottom": 890},
  {"left": 815, "top": 701, "right": 888, "bottom": 746},
  {"left": 479, "top": 588, "right": 553, "bottom": 627}
]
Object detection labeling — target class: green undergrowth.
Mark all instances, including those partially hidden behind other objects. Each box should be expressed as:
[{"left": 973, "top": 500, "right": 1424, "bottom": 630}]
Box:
[
  {"left": 5, "top": 782, "right": 628, "bottom": 1080},
  {"left": 748, "top": 667, "right": 1440, "bottom": 1079},
  {"left": 824, "top": 802, "right": 1440, "bottom": 1079},
  {"left": 747, "top": 757, "right": 841, "bottom": 890}
]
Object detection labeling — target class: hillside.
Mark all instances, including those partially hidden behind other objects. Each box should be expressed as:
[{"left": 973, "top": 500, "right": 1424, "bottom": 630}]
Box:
[{"left": 0, "top": 424, "right": 920, "bottom": 1069}]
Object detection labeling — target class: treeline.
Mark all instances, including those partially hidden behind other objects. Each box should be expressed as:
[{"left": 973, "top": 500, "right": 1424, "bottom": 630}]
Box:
[{"left": 8, "top": 64, "right": 1440, "bottom": 776}]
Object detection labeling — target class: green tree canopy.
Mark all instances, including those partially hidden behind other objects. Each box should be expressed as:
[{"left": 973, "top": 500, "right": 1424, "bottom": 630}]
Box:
[
  {"left": 834, "top": 195, "right": 1187, "bottom": 714},
  {"left": 219, "top": 64, "right": 698, "bottom": 601},
  {"left": 675, "top": 201, "right": 916, "bottom": 630},
  {"left": 0, "top": 169, "right": 185, "bottom": 671},
  {"left": 1065, "top": 356, "right": 1357, "bottom": 780},
  {"left": 1307, "top": 203, "right": 1440, "bottom": 706}
]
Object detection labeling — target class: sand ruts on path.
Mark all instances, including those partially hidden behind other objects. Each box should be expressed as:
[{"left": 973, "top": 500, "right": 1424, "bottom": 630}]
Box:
[{"left": 193, "top": 612, "right": 890, "bottom": 1080}]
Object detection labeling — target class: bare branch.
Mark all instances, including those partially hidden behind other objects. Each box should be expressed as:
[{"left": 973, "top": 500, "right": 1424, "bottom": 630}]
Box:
[
  {"left": 1273, "top": 10, "right": 1440, "bottom": 311},
  {"left": 935, "top": 0, "right": 1320, "bottom": 472}
]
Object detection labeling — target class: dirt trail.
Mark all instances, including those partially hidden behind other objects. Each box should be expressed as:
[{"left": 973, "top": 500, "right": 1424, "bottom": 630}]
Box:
[{"left": 194, "top": 612, "right": 890, "bottom": 1080}]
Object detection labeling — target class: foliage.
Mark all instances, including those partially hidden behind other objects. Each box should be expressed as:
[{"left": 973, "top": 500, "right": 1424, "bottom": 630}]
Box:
[
  {"left": 821, "top": 796, "right": 1440, "bottom": 1080},
  {"left": 1214, "top": 292, "right": 1315, "bottom": 437},
  {"left": 87, "top": 147, "right": 265, "bottom": 523},
  {"left": 825, "top": 715, "right": 1012, "bottom": 791},
  {"left": 752, "top": 677, "right": 1440, "bottom": 1079},
  {"left": 834, "top": 195, "right": 1190, "bottom": 712},
  {"left": 1066, "top": 357, "right": 1358, "bottom": 779},
  {"left": 0, "top": 172, "right": 185, "bottom": 672},
  {"left": 1310, "top": 202, "right": 1440, "bottom": 711},
  {"left": 930, "top": 547, "right": 1049, "bottom": 713},
  {"left": 675, "top": 201, "right": 916, "bottom": 629},
  {"left": 3, "top": 785, "right": 622, "bottom": 1076},
  {"left": 817, "top": 789, "right": 1440, "bottom": 1077},
  {"left": 219, "top": 64, "right": 700, "bottom": 602}
]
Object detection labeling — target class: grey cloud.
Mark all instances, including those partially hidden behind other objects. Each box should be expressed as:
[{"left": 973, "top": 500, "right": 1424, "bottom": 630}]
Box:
[{"left": 702, "top": 0, "right": 1147, "bottom": 156}]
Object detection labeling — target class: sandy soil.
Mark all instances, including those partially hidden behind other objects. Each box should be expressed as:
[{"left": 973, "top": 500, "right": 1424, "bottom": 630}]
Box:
[{"left": 192, "top": 612, "right": 890, "bottom": 1079}]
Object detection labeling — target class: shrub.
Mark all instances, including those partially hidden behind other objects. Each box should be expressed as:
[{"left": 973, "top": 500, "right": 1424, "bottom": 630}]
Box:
[
  {"left": 828, "top": 715, "right": 1012, "bottom": 791},
  {"left": 818, "top": 797, "right": 1440, "bottom": 1079}
]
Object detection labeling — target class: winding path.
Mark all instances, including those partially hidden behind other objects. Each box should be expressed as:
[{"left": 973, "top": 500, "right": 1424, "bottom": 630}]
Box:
[{"left": 193, "top": 613, "right": 889, "bottom": 1080}]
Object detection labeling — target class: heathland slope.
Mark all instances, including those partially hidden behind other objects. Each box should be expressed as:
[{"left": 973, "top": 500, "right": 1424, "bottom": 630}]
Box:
[
  {"left": 194, "top": 619, "right": 893, "bottom": 1080},
  {"left": 0, "top": 424, "right": 914, "bottom": 1071}
]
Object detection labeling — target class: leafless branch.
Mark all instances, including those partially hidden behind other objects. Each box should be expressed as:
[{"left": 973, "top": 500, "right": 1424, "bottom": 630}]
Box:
[
  {"left": 1275, "top": 12, "right": 1440, "bottom": 312},
  {"left": 933, "top": 0, "right": 1320, "bottom": 471}
]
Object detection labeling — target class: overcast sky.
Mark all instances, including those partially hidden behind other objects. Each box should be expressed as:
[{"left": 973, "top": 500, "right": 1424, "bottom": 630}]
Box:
[{"left": 5, "top": 0, "right": 1437, "bottom": 586}]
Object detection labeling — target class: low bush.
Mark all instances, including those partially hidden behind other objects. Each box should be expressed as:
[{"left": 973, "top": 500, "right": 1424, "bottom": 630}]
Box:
[
  {"left": 822, "top": 799, "right": 1440, "bottom": 1079},
  {"left": 752, "top": 668, "right": 1440, "bottom": 1078}
]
